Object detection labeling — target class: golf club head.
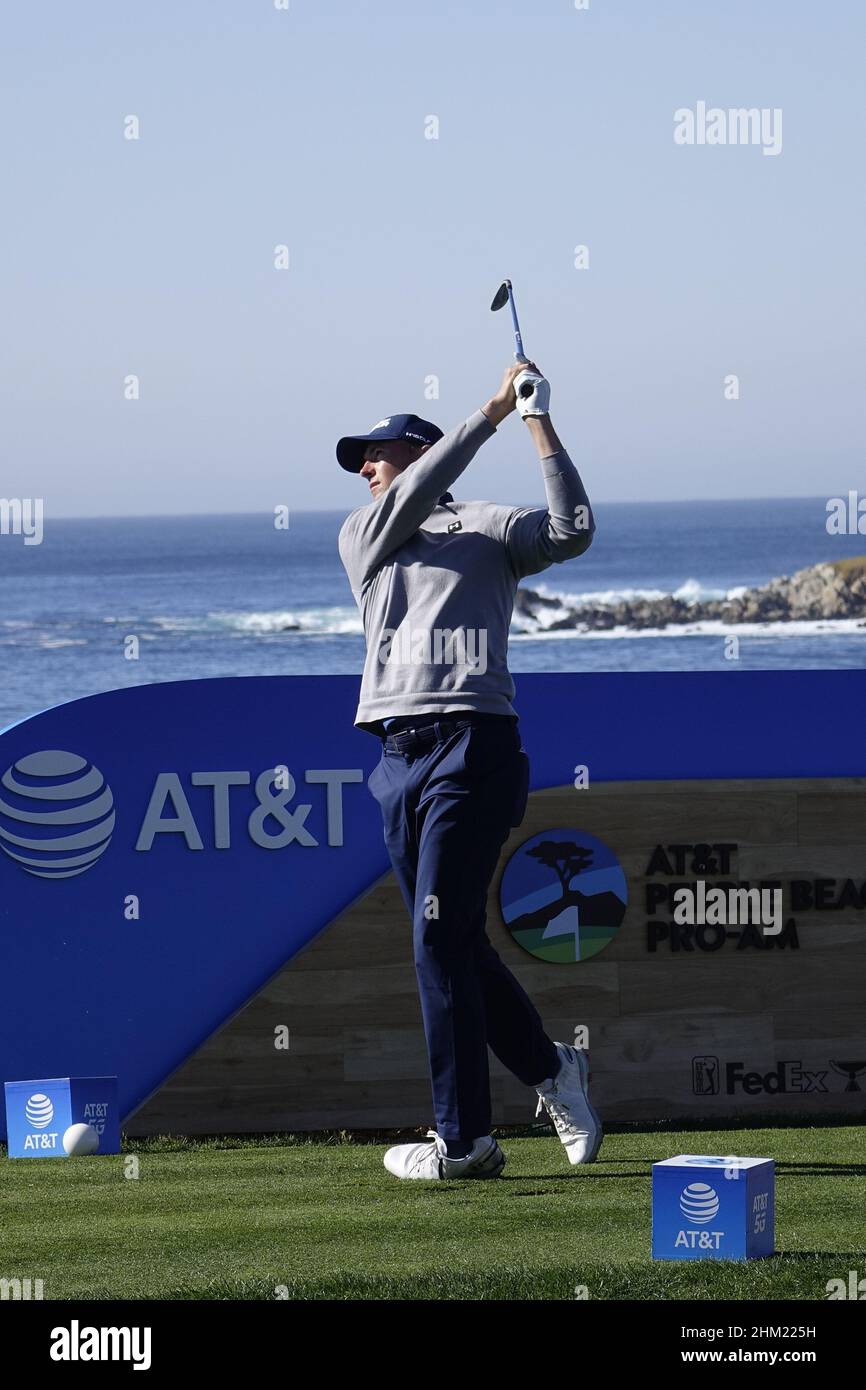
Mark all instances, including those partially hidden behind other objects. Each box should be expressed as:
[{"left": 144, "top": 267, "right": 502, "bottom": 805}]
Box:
[
  {"left": 491, "top": 278, "right": 528, "bottom": 362},
  {"left": 490, "top": 280, "right": 511, "bottom": 312}
]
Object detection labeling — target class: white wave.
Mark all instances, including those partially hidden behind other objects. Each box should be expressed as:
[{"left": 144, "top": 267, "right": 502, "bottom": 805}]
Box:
[
  {"left": 509, "top": 617, "right": 866, "bottom": 641},
  {"left": 527, "top": 577, "right": 735, "bottom": 607},
  {"left": 673, "top": 577, "right": 729, "bottom": 603},
  {"left": 34, "top": 637, "right": 88, "bottom": 648},
  {"left": 2, "top": 609, "right": 364, "bottom": 642},
  {"left": 213, "top": 607, "right": 363, "bottom": 636},
  {"left": 529, "top": 580, "right": 667, "bottom": 606},
  {"left": 0, "top": 631, "right": 89, "bottom": 647},
  {"left": 148, "top": 615, "right": 202, "bottom": 632},
  {"left": 515, "top": 602, "right": 579, "bottom": 633}
]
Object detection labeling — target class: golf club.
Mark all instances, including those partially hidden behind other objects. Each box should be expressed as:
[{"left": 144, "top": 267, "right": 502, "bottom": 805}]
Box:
[{"left": 490, "top": 279, "right": 529, "bottom": 364}]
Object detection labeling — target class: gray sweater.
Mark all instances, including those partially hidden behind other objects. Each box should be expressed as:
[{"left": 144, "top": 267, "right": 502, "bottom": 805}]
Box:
[{"left": 338, "top": 407, "right": 595, "bottom": 735}]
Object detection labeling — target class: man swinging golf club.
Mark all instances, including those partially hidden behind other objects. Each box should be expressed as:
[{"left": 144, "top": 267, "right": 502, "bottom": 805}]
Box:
[{"left": 337, "top": 313, "right": 601, "bottom": 1180}]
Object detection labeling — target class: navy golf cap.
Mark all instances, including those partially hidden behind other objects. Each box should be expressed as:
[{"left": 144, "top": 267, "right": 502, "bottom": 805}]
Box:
[{"left": 336, "top": 413, "right": 443, "bottom": 473}]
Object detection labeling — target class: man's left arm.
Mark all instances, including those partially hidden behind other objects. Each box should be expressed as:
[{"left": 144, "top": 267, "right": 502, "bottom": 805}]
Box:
[{"left": 503, "top": 414, "right": 596, "bottom": 580}]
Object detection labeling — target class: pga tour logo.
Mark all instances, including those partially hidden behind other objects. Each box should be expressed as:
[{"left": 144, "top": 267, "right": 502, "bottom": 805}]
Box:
[
  {"left": 0, "top": 747, "right": 363, "bottom": 879},
  {"left": 675, "top": 1182, "right": 724, "bottom": 1251}
]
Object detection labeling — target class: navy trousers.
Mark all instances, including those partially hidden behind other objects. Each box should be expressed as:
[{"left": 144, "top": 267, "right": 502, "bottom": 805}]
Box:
[{"left": 367, "top": 716, "right": 560, "bottom": 1142}]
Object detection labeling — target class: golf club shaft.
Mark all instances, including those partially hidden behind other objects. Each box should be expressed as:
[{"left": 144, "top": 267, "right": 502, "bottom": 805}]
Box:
[{"left": 506, "top": 285, "right": 527, "bottom": 361}]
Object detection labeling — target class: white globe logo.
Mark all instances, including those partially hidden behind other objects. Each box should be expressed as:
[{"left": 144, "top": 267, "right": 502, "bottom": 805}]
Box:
[
  {"left": 25, "top": 1094, "right": 54, "bottom": 1128},
  {"left": 0, "top": 750, "right": 114, "bottom": 879},
  {"left": 679, "top": 1182, "right": 720, "bottom": 1224}
]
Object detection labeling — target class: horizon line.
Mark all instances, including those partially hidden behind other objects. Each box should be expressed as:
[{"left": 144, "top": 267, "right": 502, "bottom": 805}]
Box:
[{"left": 25, "top": 493, "right": 841, "bottom": 523}]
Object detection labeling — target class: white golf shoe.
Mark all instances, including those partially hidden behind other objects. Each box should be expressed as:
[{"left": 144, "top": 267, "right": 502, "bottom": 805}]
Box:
[
  {"left": 383, "top": 1129, "right": 506, "bottom": 1180},
  {"left": 534, "top": 1042, "right": 603, "bottom": 1165}
]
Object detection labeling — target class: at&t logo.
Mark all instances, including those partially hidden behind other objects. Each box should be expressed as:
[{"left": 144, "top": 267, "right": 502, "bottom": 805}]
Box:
[
  {"left": 0, "top": 751, "right": 114, "bottom": 879},
  {"left": 24, "top": 1094, "right": 54, "bottom": 1128},
  {"left": 23, "top": 1094, "right": 59, "bottom": 1151},
  {"left": 674, "top": 1182, "right": 724, "bottom": 1250},
  {"left": 0, "top": 749, "right": 364, "bottom": 880}
]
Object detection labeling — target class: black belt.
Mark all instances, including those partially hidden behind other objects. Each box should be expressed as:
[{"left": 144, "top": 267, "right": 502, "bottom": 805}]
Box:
[{"left": 382, "top": 711, "right": 516, "bottom": 754}]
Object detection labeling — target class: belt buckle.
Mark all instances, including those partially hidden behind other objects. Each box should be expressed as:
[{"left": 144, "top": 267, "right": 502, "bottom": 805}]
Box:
[
  {"left": 387, "top": 719, "right": 450, "bottom": 754},
  {"left": 390, "top": 725, "right": 421, "bottom": 754}
]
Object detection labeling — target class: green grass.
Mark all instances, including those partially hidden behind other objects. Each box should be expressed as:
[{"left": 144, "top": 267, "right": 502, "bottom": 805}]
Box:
[
  {"left": 1, "top": 1123, "right": 864, "bottom": 1300},
  {"left": 830, "top": 554, "right": 866, "bottom": 577}
]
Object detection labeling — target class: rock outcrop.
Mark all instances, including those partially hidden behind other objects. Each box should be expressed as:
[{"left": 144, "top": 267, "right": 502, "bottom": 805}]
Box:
[{"left": 515, "top": 557, "right": 866, "bottom": 633}]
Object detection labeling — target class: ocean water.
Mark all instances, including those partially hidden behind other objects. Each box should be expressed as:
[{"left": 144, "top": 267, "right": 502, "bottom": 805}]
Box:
[{"left": 1, "top": 497, "right": 863, "bottom": 732}]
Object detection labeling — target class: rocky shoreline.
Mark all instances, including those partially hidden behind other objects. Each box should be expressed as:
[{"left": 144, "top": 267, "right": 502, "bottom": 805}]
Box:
[{"left": 515, "top": 557, "right": 866, "bottom": 634}]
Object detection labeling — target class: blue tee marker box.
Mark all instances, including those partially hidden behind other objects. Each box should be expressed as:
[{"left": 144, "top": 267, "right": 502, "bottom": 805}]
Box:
[
  {"left": 4, "top": 1077, "right": 120, "bottom": 1158},
  {"left": 652, "top": 1154, "right": 775, "bottom": 1260}
]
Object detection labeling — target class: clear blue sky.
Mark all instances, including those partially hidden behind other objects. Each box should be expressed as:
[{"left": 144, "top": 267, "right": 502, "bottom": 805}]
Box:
[{"left": 2, "top": 1, "right": 863, "bottom": 515}]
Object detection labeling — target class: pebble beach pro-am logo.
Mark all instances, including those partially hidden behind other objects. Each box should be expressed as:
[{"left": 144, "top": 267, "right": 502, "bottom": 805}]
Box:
[
  {"left": 498, "top": 829, "right": 627, "bottom": 962},
  {"left": 0, "top": 750, "right": 114, "bottom": 879}
]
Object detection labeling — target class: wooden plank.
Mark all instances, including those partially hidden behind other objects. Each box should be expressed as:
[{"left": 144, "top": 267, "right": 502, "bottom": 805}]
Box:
[
  {"left": 128, "top": 775, "right": 866, "bottom": 1135},
  {"left": 799, "top": 792, "right": 866, "bottom": 844}
]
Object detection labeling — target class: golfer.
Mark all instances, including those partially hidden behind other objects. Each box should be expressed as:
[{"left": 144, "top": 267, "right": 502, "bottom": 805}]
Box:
[{"left": 337, "top": 359, "right": 601, "bottom": 1179}]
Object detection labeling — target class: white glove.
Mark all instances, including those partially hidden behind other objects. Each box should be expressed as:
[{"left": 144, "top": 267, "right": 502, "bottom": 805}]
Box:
[{"left": 513, "top": 368, "right": 550, "bottom": 418}]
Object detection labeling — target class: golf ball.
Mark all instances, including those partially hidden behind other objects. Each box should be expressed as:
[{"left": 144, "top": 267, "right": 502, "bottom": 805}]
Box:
[{"left": 62, "top": 1123, "right": 100, "bottom": 1156}]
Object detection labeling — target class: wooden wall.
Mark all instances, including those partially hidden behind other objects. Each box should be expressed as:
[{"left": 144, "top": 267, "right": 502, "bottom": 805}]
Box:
[{"left": 127, "top": 776, "right": 866, "bottom": 1134}]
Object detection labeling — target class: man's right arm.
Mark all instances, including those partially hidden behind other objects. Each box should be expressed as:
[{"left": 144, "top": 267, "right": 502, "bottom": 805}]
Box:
[{"left": 503, "top": 413, "right": 595, "bottom": 580}]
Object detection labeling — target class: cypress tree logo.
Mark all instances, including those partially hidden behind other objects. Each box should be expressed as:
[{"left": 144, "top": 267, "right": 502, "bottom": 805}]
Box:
[{"left": 498, "top": 828, "right": 627, "bottom": 963}]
